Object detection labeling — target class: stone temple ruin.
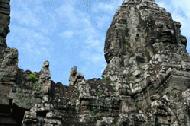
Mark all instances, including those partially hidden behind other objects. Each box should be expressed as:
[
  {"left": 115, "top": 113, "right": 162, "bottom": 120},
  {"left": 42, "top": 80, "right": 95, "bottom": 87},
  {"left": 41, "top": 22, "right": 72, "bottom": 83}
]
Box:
[{"left": 0, "top": 0, "right": 190, "bottom": 125}]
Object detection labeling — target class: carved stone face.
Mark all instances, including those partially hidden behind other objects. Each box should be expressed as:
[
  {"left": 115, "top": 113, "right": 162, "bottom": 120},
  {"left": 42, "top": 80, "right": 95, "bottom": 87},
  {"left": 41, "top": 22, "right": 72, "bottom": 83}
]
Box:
[{"left": 154, "top": 19, "right": 174, "bottom": 43}]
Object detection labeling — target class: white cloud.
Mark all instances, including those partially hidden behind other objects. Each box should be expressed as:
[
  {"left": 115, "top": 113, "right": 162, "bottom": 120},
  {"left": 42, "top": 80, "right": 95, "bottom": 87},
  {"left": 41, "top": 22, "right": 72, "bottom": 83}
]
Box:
[
  {"left": 9, "top": 25, "right": 52, "bottom": 58},
  {"left": 9, "top": 0, "right": 190, "bottom": 82},
  {"left": 12, "top": 8, "right": 40, "bottom": 27},
  {"left": 92, "top": 0, "right": 122, "bottom": 13},
  {"left": 8, "top": 0, "right": 58, "bottom": 63},
  {"left": 55, "top": 1, "right": 104, "bottom": 62},
  {"left": 95, "top": 16, "right": 110, "bottom": 29},
  {"left": 60, "top": 31, "right": 75, "bottom": 39}
]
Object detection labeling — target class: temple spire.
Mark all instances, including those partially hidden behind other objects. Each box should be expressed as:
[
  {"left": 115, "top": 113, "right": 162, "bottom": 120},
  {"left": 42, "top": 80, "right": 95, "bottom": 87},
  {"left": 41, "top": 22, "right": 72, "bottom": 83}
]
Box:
[{"left": 123, "top": 0, "right": 155, "bottom": 4}]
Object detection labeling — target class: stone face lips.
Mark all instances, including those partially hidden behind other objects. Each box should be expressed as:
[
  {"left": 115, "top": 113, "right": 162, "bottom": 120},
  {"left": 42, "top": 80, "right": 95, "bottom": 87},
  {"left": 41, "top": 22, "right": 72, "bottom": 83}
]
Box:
[{"left": 1, "top": 0, "right": 190, "bottom": 125}]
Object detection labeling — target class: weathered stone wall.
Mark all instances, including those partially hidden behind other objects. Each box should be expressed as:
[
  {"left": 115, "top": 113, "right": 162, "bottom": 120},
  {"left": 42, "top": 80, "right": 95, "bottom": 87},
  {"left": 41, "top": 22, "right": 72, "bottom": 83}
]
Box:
[
  {"left": 0, "top": 0, "right": 18, "bottom": 105},
  {"left": 0, "top": 0, "right": 190, "bottom": 126}
]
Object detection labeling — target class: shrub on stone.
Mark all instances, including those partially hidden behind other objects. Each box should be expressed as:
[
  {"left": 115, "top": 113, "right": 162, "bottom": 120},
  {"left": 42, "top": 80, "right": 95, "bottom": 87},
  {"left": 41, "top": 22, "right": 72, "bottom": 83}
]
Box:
[{"left": 28, "top": 73, "right": 38, "bottom": 83}]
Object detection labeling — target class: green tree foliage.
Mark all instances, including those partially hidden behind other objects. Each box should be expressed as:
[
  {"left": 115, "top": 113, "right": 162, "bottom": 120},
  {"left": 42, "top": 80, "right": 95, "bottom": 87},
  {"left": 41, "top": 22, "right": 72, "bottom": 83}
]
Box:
[{"left": 28, "top": 73, "right": 38, "bottom": 83}]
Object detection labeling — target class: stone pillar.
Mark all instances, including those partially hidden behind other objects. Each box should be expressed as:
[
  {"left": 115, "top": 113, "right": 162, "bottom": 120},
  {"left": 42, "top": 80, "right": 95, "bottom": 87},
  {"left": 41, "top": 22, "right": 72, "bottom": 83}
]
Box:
[
  {"left": 39, "top": 60, "right": 51, "bottom": 95},
  {"left": 0, "top": 0, "right": 19, "bottom": 105},
  {"left": 69, "top": 66, "right": 78, "bottom": 85}
]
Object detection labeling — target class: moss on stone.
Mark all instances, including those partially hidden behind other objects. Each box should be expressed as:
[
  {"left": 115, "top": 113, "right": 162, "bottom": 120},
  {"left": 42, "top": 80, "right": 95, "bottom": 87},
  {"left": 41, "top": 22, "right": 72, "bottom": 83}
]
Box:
[
  {"left": 102, "top": 77, "right": 111, "bottom": 84},
  {"left": 28, "top": 73, "right": 38, "bottom": 83}
]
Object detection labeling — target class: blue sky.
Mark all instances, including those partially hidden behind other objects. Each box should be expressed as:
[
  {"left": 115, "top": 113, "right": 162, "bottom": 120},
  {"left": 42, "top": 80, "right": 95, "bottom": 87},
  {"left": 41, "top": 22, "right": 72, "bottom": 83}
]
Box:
[{"left": 7, "top": 0, "right": 190, "bottom": 84}]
